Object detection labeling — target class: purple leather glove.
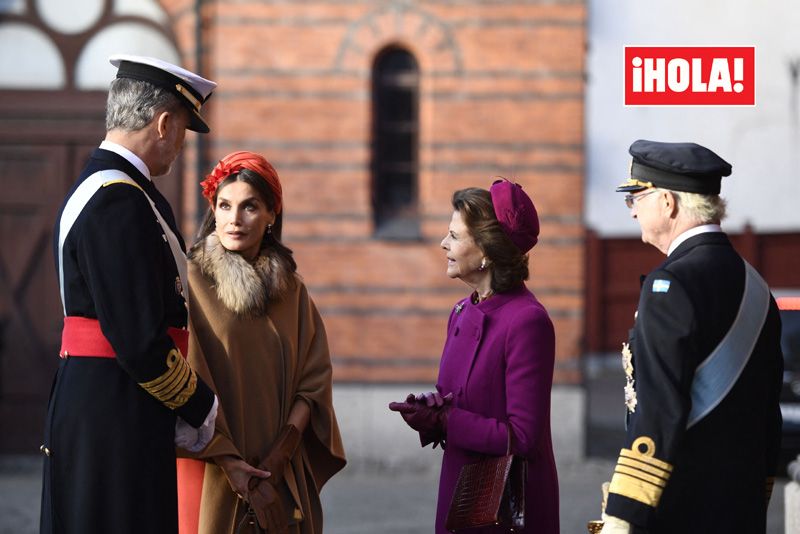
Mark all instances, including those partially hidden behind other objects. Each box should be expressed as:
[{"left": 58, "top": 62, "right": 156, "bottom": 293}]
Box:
[
  {"left": 416, "top": 391, "right": 447, "bottom": 408},
  {"left": 389, "top": 392, "right": 453, "bottom": 448}
]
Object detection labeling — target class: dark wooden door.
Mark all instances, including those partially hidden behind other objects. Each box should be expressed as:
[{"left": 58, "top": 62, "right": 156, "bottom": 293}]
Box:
[
  {"left": 0, "top": 144, "right": 79, "bottom": 451},
  {"left": 0, "top": 91, "right": 107, "bottom": 452},
  {"left": 0, "top": 90, "right": 184, "bottom": 452}
]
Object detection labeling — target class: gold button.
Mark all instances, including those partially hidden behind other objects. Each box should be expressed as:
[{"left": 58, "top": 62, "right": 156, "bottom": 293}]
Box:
[{"left": 40, "top": 444, "right": 51, "bottom": 456}]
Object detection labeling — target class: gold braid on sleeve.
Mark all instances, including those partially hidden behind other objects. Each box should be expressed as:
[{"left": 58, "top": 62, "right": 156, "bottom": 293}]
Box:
[
  {"left": 138, "top": 349, "right": 197, "bottom": 409},
  {"left": 608, "top": 436, "right": 673, "bottom": 508}
]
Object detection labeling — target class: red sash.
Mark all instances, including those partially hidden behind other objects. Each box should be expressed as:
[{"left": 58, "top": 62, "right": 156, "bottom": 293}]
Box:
[{"left": 59, "top": 316, "right": 189, "bottom": 358}]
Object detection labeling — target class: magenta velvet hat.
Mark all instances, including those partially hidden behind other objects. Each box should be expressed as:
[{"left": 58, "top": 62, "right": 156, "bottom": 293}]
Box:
[{"left": 489, "top": 178, "right": 539, "bottom": 253}]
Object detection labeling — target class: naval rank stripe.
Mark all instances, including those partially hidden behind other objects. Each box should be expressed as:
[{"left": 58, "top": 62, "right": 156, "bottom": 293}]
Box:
[
  {"left": 139, "top": 349, "right": 197, "bottom": 409},
  {"left": 619, "top": 448, "right": 673, "bottom": 472},
  {"left": 146, "top": 351, "right": 190, "bottom": 397},
  {"left": 608, "top": 470, "right": 664, "bottom": 508},
  {"left": 614, "top": 464, "right": 668, "bottom": 487},
  {"left": 609, "top": 437, "right": 673, "bottom": 508},
  {"left": 617, "top": 456, "right": 671, "bottom": 480}
]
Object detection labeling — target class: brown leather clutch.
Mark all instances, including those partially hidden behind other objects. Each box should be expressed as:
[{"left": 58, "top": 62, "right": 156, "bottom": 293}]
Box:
[{"left": 445, "top": 425, "right": 526, "bottom": 532}]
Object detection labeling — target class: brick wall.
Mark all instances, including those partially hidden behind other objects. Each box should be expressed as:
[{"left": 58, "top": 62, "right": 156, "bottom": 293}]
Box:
[{"left": 166, "top": 0, "right": 586, "bottom": 385}]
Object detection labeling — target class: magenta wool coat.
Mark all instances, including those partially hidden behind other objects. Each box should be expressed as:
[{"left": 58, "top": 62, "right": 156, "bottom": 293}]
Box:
[{"left": 433, "top": 284, "right": 559, "bottom": 534}]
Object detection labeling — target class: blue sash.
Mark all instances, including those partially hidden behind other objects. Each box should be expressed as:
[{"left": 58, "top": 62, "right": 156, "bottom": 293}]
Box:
[{"left": 686, "top": 261, "right": 770, "bottom": 428}]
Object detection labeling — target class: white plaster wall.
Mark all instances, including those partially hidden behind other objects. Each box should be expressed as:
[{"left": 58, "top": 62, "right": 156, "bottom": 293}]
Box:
[
  {"left": 331, "top": 384, "right": 584, "bottom": 473},
  {"left": 0, "top": 0, "right": 176, "bottom": 91},
  {"left": 76, "top": 23, "right": 180, "bottom": 90},
  {"left": 0, "top": 0, "right": 25, "bottom": 15},
  {"left": 35, "top": 0, "right": 104, "bottom": 35},
  {"left": 114, "top": 0, "right": 169, "bottom": 25},
  {"left": 587, "top": 0, "right": 800, "bottom": 237},
  {"left": 0, "top": 23, "right": 63, "bottom": 88}
]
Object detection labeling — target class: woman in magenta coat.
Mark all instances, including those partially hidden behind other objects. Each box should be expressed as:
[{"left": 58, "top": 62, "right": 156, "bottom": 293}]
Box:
[{"left": 390, "top": 179, "right": 558, "bottom": 533}]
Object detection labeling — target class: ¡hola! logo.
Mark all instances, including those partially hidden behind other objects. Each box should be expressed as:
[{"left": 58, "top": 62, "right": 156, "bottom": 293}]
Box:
[{"left": 624, "top": 46, "right": 755, "bottom": 106}]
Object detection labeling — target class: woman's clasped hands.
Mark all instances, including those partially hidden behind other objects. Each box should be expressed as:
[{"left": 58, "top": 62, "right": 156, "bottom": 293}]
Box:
[{"left": 388, "top": 391, "right": 454, "bottom": 448}]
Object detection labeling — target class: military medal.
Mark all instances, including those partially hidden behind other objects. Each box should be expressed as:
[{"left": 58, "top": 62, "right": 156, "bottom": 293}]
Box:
[{"left": 622, "top": 342, "right": 637, "bottom": 413}]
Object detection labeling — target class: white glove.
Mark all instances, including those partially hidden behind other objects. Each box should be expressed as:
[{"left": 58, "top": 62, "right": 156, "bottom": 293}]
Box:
[
  {"left": 175, "top": 396, "right": 219, "bottom": 452},
  {"left": 195, "top": 395, "right": 218, "bottom": 450},
  {"left": 600, "top": 513, "right": 632, "bottom": 534},
  {"left": 174, "top": 417, "right": 199, "bottom": 450}
]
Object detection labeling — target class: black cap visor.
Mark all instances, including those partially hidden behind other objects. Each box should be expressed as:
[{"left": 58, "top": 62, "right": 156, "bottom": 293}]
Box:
[{"left": 188, "top": 109, "right": 210, "bottom": 133}]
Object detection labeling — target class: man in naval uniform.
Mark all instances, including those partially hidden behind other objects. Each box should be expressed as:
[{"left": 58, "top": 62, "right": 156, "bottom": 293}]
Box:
[
  {"left": 599, "top": 140, "right": 783, "bottom": 534},
  {"left": 41, "top": 55, "right": 219, "bottom": 534}
]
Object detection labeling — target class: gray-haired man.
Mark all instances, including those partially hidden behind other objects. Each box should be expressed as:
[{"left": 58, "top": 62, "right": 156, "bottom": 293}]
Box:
[
  {"left": 600, "top": 140, "right": 783, "bottom": 534},
  {"left": 42, "top": 55, "right": 218, "bottom": 534}
]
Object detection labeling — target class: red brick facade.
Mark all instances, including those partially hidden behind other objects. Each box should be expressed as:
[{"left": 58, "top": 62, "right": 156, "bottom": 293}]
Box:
[{"left": 166, "top": 0, "right": 586, "bottom": 384}]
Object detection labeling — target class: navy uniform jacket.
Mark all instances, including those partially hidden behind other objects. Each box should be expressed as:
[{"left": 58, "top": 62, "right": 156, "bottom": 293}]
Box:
[
  {"left": 40, "top": 148, "right": 214, "bottom": 534},
  {"left": 605, "top": 232, "right": 783, "bottom": 534}
]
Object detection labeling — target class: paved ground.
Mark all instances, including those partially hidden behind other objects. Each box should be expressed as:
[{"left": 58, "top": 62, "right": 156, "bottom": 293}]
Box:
[
  {"left": 0, "top": 455, "right": 787, "bottom": 533},
  {"left": 321, "top": 458, "right": 659, "bottom": 534},
  {"left": 1, "top": 360, "right": 789, "bottom": 533}
]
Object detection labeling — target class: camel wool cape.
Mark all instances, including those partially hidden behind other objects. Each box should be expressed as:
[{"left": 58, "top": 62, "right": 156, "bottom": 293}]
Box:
[{"left": 177, "top": 235, "right": 346, "bottom": 534}]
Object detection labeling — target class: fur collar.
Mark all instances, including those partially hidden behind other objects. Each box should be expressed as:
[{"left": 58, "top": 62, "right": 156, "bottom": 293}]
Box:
[{"left": 191, "top": 233, "right": 295, "bottom": 316}]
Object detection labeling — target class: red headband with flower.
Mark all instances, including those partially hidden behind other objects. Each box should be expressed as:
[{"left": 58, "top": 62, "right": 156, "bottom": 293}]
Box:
[{"left": 200, "top": 151, "right": 282, "bottom": 215}]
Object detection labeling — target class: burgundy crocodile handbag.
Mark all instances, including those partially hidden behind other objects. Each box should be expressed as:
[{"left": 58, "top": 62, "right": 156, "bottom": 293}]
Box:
[{"left": 445, "top": 425, "right": 526, "bottom": 532}]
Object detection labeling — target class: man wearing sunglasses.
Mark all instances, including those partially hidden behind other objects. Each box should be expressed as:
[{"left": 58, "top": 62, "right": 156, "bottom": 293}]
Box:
[{"left": 599, "top": 140, "right": 783, "bottom": 534}]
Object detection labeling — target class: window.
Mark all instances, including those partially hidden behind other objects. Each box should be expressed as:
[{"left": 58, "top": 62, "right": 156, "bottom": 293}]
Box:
[{"left": 371, "top": 47, "right": 420, "bottom": 239}]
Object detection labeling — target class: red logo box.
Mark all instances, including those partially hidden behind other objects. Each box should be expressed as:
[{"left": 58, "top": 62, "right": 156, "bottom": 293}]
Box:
[{"left": 624, "top": 46, "right": 755, "bottom": 106}]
